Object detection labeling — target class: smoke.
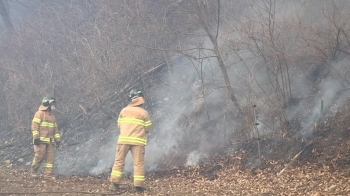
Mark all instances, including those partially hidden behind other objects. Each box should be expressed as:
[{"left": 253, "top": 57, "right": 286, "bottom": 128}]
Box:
[
  {"left": 296, "top": 58, "right": 350, "bottom": 138},
  {"left": 54, "top": 0, "right": 350, "bottom": 175},
  {"left": 186, "top": 151, "right": 201, "bottom": 166},
  {"left": 55, "top": 123, "right": 118, "bottom": 175},
  {"left": 141, "top": 48, "right": 239, "bottom": 170}
]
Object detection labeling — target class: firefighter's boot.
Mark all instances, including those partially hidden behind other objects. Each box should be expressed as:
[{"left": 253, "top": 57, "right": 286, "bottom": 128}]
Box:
[
  {"left": 109, "top": 183, "right": 119, "bottom": 191},
  {"left": 31, "top": 168, "right": 39, "bottom": 178},
  {"left": 43, "top": 175, "right": 57, "bottom": 181},
  {"left": 135, "top": 186, "right": 145, "bottom": 192}
]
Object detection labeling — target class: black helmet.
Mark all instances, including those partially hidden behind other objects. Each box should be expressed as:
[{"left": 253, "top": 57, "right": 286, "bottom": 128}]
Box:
[
  {"left": 42, "top": 97, "right": 56, "bottom": 107},
  {"left": 129, "top": 89, "right": 143, "bottom": 100}
]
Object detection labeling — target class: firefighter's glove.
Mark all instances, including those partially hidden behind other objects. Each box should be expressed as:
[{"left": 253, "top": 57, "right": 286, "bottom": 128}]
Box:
[
  {"left": 55, "top": 141, "right": 61, "bottom": 148},
  {"left": 33, "top": 138, "right": 41, "bottom": 145}
]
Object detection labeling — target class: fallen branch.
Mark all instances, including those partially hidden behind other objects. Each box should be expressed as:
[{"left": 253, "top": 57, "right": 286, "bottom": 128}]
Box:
[
  {"left": 277, "top": 140, "right": 314, "bottom": 176},
  {"left": 72, "top": 60, "right": 168, "bottom": 121},
  {"left": 79, "top": 104, "right": 88, "bottom": 114},
  {"left": 0, "top": 142, "right": 15, "bottom": 149}
]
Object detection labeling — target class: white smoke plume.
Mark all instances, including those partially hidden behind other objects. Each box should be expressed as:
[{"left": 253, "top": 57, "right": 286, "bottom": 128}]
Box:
[{"left": 54, "top": 0, "right": 350, "bottom": 175}]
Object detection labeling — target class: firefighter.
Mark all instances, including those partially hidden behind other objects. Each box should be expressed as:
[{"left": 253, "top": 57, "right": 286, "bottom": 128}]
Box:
[
  {"left": 31, "top": 97, "right": 61, "bottom": 179},
  {"left": 109, "top": 89, "right": 152, "bottom": 192}
]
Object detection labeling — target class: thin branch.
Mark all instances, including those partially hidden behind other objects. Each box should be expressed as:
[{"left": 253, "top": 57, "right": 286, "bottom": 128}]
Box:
[{"left": 215, "top": 0, "right": 220, "bottom": 39}]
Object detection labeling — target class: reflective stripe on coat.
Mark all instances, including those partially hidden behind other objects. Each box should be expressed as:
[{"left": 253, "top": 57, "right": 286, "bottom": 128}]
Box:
[
  {"left": 117, "top": 97, "right": 152, "bottom": 146},
  {"left": 31, "top": 105, "right": 61, "bottom": 143}
]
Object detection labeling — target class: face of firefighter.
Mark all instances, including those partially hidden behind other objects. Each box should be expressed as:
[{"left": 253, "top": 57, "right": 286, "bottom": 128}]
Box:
[{"left": 50, "top": 104, "right": 56, "bottom": 110}]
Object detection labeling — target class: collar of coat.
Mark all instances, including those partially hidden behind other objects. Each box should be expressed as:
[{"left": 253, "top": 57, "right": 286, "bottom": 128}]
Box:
[
  {"left": 129, "top": 97, "right": 145, "bottom": 107},
  {"left": 38, "top": 105, "right": 50, "bottom": 111}
]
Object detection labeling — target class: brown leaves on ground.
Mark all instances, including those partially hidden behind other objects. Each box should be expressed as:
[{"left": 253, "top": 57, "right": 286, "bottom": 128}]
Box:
[
  {"left": 0, "top": 158, "right": 349, "bottom": 196},
  {"left": 1, "top": 123, "right": 349, "bottom": 195}
]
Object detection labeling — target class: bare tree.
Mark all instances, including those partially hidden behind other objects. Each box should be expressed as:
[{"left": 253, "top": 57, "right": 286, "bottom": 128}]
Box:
[{"left": 195, "top": 0, "right": 242, "bottom": 114}]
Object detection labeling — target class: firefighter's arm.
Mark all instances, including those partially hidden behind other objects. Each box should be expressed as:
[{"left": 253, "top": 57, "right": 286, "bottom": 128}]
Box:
[
  {"left": 117, "top": 115, "right": 121, "bottom": 130},
  {"left": 53, "top": 121, "right": 61, "bottom": 142},
  {"left": 117, "top": 109, "right": 125, "bottom": 131},
  {"left": 31, "top": 111, "right": 41, "bottom": 141},
  {"left": 144, "top": 111, "right": 152, "bottom": 133}
]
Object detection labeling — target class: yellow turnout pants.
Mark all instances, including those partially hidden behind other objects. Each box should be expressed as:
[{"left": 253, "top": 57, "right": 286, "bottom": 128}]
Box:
[
  {"left": 110, "top": 144, "right": 145, "bottom": 187},
  {"left": 31, "top": 142, "right": 55, "bottom": 177}
]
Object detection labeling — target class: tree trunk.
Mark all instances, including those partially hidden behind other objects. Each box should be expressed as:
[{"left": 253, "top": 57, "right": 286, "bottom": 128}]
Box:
[
  {"left": 0, "top": 69, "right": 9, "bottom": 134},
  {"left": 196, "top": 0, "right": 242, "bottom": 114}
]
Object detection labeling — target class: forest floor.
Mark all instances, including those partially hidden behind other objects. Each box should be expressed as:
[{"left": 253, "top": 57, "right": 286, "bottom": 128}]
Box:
[
  {"left": 0, "top": 160, "right": 349, "bottom": 196},
  {"left": 1, "top": 126, "right": 349, "bottom": 196}
]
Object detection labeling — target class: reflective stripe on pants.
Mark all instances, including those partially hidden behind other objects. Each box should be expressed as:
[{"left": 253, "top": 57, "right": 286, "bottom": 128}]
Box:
[
  {"left": 31, "top": 143, "right": 55, "bottom": 177},
  {"left": 110, "top": 144, "right": 145, "bottom": 187}
]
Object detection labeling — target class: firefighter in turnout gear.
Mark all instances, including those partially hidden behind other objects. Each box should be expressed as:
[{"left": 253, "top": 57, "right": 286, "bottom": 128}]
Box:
[
  {"left": 31, "top": 97, "right": 61, "bottom": 179},
  {"left": 109, "top": 89, "right": 152, "bottom": 192}
]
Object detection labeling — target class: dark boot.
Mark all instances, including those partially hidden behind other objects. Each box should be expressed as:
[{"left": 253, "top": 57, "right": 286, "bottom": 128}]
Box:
[
  {"left": 109, "top": 183, "right": 119, "bottom": 191},
  {"left": 135, "top": 186, "right": 145, "bottom": 192},
  {"left": 43, "top": 175, "right": 57, "bottom": 181},
  {"left": 31, "top": 168, "right": 39, "bottom": 179}
]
